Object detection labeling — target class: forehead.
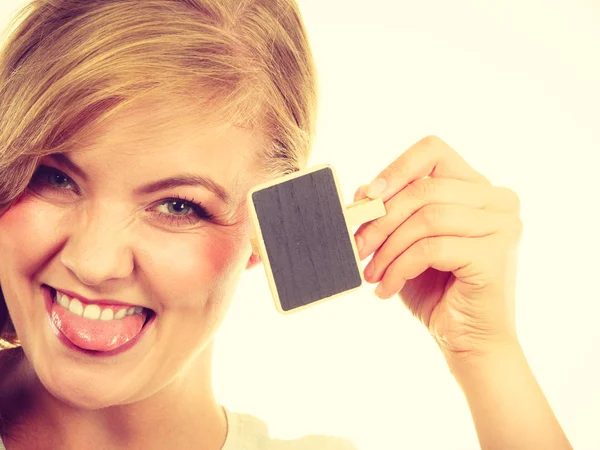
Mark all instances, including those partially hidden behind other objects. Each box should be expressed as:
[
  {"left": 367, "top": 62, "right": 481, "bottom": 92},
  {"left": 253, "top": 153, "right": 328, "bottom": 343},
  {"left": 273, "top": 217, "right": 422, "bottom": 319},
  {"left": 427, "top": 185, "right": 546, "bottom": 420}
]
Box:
[
  {"left": 69, "top": 101, "right": 264, "bottom": 200},
  {"left": 86, "top": 100, "right": 254, "bottom": 157}
]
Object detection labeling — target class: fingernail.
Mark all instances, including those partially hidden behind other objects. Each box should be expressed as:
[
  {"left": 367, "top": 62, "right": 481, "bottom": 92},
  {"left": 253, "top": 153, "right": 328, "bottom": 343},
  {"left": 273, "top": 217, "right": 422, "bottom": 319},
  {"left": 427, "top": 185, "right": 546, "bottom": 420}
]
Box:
[
  {"left": 366, "top": 178, "right": 387, "bottom": 198},
  {"left": 364, "top": 260, "right": 375, "bottom": 281},
  {"left": 374, "top": 283, "right": 385, "bottom": 298}
]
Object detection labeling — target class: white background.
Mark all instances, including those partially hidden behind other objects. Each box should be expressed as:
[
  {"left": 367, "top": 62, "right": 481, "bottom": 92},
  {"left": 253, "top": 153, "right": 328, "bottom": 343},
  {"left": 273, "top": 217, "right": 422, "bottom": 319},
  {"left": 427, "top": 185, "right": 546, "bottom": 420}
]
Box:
[{"left": 2, "top": 1, "right": 599, "bottom": 449}]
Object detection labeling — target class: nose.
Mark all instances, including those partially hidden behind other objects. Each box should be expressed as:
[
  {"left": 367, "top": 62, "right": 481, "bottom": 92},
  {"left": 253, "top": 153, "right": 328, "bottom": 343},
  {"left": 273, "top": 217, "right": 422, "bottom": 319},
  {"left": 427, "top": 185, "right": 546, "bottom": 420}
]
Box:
[{"left": 60, "top": 208, "right": 135, "bottom": 286}]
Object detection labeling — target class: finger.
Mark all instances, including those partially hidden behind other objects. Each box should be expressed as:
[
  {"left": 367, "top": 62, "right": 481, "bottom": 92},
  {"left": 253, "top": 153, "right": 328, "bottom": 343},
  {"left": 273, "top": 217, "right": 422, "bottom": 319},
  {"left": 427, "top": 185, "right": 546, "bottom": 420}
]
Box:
[
  {"left": 364, "top": 205, "right": 516, "bottom": 283},
  {"left": 373, "top": 235, "right": 484, "bottom": 299},
  {"left": 355, "top": 178, "right": 520, "bottom": 259},
  {"left": 353, "top": 184, "right": 368, "bottom": 202},
  {"left": 365, "top": 136, "right": 491, "bottom": 203},
  {"left": 351, "top": 185, "right": 371, "bottom": 253}
]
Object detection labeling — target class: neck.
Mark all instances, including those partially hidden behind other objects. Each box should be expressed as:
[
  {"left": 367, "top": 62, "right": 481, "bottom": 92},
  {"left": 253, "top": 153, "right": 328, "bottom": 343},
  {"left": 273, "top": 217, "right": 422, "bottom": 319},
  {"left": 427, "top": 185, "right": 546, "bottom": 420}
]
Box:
[{"left": 1, "top": 345, "right": 227, "bottom": 450}]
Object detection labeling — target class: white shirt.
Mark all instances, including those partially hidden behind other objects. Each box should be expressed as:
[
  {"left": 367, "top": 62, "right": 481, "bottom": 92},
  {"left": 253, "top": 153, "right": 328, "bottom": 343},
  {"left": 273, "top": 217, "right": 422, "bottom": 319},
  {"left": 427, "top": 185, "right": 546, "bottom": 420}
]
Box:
[
  {"left": 0, "top": 408, "right": 358, "bottom": 449},
  {"left": 222, "top": 409, "right": 358, "bottom": 450}
]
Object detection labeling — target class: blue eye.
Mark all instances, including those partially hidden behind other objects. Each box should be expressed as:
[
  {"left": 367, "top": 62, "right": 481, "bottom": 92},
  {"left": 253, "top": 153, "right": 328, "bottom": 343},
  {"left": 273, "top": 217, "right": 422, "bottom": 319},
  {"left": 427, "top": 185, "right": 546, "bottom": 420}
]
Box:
[
  {"left": 47, "top": 172, "right": 72, "bottom": 188},
  {"left": 29, "top": 165, "right": 78, "bottom": 194},
  {"left": 165, "top": 199, "right": 194, "bottom": 216},
  {"left": 153, "top": 196, "right": 216, "bottom": 226}
]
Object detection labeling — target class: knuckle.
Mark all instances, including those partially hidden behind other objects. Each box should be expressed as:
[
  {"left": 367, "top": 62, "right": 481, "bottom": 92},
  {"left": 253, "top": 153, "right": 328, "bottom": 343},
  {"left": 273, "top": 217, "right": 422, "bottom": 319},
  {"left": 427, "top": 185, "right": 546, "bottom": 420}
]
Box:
[
  {"left": 420, "top": 135, "right": 444, "bottom": 148},
  {"left": 420, "top": 236, "right": 439, "bottom": 259},
  {"left": 498, "top": 186, "right": 521, "bottom": 213},
  {"left": 509, "top": 215, "right": 523, "bottom": 239},
  {"left": 407, "top": 178, "right": 436, "bottom": 200},
  {"left": 499, "top": 214, "right": 523, "bottom": 241},
  {"left": 420, "top": 204, "right": 445, "bottom": 229}
]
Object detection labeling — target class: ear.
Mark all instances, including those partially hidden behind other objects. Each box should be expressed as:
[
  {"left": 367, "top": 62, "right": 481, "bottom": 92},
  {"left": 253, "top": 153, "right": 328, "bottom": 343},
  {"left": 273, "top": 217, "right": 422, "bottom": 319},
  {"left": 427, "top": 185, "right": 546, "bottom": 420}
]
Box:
[{"left": 245, "top": 251, "right": 262, "bottom": 270}]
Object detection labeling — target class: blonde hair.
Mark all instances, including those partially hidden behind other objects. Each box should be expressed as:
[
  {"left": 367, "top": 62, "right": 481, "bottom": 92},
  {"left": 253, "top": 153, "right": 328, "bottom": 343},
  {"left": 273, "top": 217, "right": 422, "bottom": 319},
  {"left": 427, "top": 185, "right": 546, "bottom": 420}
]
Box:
[{"left": 0, "top": 0, "right": 318, "bottom": 348}]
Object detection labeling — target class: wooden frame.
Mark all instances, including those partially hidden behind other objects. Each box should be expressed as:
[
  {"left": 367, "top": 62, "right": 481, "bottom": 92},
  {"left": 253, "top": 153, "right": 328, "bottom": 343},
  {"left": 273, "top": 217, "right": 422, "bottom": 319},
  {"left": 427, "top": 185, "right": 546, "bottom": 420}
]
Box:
[{"left": 248, "top": 164, "right": 386, "bottom": 314}]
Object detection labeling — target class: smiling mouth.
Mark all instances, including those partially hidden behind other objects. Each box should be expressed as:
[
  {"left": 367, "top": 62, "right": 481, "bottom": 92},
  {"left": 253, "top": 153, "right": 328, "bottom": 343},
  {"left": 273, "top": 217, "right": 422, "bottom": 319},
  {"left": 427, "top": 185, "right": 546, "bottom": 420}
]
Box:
[
  {"left": 50, "top": 287, "right": 152, "bottom": 322},
  {"left": 46, "top": 286, "right": 155, "bottom": 353}
]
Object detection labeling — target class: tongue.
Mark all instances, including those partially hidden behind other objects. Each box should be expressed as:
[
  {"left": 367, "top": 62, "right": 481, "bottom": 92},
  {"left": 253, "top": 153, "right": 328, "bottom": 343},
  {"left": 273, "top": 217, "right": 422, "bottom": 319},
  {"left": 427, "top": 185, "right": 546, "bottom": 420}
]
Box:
[{"left": 51, "top": 302, "right": 147, "bottom": 352}]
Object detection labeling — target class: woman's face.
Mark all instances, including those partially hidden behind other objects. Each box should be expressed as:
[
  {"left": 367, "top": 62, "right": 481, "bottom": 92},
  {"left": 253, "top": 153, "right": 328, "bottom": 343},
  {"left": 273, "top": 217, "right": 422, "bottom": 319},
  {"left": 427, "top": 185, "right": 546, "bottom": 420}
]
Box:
[{"left": 0, "top": 104, "right": 264, "bottom": 408}]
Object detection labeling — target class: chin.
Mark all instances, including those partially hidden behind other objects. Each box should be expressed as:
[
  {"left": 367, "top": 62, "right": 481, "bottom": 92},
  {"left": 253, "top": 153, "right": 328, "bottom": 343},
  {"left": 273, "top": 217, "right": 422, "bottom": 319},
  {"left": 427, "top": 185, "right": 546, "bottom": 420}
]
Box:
[{"left": 35, "top": 362, "right": 143, "bottom": 410}]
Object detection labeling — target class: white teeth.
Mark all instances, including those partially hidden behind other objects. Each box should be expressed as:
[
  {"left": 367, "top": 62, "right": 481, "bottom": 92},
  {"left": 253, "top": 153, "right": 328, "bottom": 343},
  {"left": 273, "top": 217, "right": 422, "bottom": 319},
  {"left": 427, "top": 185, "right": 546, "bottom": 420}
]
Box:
[
  {"left": 58, "top": 294, "right": 70, "bottom": 309},
  {"left": 69, "top": 298, "right": 84, "bottom": 317},
  {"left": 83, "top": 304, "right": 101, "bottom": 320},
  {"left": 53, "top": 290, "right": 145, "bottom": 321},
  {"left": 100, "top": 308, "right": 114, "bottom": 321}
]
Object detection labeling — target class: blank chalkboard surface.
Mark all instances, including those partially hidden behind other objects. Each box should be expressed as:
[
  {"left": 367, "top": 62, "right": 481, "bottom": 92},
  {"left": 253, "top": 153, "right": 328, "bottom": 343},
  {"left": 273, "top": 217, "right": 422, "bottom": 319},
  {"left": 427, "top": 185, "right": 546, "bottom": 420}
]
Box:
[{"left": 248, "top": 165, "right": 386, "bottom": 314}]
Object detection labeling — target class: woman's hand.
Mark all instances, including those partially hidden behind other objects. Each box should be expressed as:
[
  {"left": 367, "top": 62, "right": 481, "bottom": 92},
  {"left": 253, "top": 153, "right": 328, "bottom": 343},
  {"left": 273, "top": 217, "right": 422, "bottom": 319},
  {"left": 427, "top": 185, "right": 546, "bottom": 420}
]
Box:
[
  {"left": 355, "top": 136, "right": 572, "bottom": 449},
  {"left": 353, "top": 136, "right": 523, "bottom": 357}
]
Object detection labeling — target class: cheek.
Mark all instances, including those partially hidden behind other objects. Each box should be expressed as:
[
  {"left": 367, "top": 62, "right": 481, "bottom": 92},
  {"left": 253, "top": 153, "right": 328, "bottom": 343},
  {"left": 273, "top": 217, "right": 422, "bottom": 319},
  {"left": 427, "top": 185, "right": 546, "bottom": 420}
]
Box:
[
  {"left": 0, "top": 195, "right": 65, "bottom": 277},
  {"left": 137, "top": 225, "right": 252, "bottom": 307},
  {"left": 0, "top": 195, "right": 67, "bottom": 339}
]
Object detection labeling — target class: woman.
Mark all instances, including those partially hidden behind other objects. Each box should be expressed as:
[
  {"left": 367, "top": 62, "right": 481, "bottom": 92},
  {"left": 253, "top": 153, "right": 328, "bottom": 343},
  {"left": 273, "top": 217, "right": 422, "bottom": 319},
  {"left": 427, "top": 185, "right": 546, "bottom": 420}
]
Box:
[{"left": 0, "top": 0, "right": 572, "bottom": 449}]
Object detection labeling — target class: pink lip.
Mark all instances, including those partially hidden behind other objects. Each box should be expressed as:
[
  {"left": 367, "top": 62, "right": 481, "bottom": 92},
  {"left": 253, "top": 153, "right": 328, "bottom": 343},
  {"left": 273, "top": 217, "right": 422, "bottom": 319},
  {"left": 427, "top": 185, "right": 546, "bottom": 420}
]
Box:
[
  {"left": 53, "top": 287, "right": 147, "bottom": 309},
  {"left": 42, "top": 285, "right": 156, "bottom": 357}
]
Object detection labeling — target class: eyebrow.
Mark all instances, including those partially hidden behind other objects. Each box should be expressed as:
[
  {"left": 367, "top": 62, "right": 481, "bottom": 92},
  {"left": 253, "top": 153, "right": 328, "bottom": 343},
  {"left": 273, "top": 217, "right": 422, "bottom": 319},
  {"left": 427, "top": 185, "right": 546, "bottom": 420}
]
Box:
[
  {"left": 49, "top": 153, "right": 231, "bottom": 204},
  {"left": 133, "top": 175, "right": 231, "bottom": 204}
]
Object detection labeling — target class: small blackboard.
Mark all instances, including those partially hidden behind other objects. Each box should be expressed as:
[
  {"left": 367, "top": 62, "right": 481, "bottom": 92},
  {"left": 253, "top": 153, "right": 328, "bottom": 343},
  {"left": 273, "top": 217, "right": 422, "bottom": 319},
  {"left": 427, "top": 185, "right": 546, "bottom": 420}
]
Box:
[{"left": 248, "top": 165, "right": 386, "bottom": 313}]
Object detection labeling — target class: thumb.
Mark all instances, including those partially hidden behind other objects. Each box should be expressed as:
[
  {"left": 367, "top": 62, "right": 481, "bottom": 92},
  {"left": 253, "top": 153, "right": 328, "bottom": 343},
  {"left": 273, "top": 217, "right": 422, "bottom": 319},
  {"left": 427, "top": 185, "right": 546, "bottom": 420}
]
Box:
[{"left": 353, "top": 184, "right": 369, "bottom": 202}]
